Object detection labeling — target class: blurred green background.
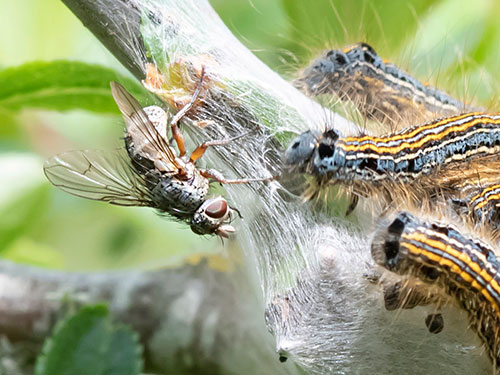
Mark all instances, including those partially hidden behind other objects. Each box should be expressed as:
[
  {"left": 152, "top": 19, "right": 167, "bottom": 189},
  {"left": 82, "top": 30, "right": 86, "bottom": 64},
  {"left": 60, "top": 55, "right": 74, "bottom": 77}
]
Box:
[{"left": 1, "top": 0, "right": 499, "bottom": 271}]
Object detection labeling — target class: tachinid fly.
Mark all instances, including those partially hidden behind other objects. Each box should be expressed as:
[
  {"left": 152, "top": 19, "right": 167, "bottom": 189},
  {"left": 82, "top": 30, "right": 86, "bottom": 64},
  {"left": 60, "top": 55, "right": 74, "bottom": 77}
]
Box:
[{"left": 44, "top": 73, "right": 263, "bottom": 237}]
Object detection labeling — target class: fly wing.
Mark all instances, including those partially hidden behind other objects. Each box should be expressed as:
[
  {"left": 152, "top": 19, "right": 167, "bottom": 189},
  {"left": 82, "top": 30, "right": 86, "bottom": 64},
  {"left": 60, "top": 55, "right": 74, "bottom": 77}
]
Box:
[
  {"left": 44, "top": 149, "right": 153, "bottom": 207},
  {"left": 110, "top": 82, "right": 180, "bottom": 173}
]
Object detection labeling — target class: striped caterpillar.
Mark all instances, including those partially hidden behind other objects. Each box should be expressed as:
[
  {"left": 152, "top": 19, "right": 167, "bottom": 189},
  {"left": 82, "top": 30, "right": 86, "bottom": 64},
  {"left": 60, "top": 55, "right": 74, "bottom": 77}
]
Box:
[
  {"left": 443, "top": 164, "right": 500, "bottom": 233},
  {"left": 371, "top": 211, "right": 500, "bottom": 368},
  {"left": 295, "top": 42, "right": 477, "bottom": 126},
  {"left": 286, "top": 112, "right": 500, "bottom": 183},
  {"left": 291, "top": 41, "right": 500, "bottom": 370},
  {"left": 290, "top": 43, "right": 500, "bottom": 229},
  {"left": 284, "top": 112, "right": 500, "bottom": 219}
]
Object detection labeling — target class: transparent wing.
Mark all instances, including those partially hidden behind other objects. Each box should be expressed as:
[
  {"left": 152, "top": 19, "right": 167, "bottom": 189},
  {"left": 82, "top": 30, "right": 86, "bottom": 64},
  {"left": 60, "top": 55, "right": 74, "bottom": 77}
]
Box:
[
  {"left": 110, "top": 82, "right": 180, "bottom": 173},
  {"left": 44, "top": 149, "right": 154, "bottom": 207}
]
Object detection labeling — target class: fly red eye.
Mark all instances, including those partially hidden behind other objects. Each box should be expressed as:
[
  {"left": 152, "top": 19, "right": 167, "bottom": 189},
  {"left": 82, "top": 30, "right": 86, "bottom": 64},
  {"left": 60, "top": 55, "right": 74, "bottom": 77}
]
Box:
[{"left": 205, "top": 199, "right": 228, "bottom": 219}]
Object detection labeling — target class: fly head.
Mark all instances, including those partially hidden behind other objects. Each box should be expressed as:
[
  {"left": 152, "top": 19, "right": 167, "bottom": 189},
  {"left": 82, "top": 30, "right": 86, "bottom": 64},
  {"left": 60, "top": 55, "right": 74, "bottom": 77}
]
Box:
[{"left": 190, "top": 197, "right": 235, "bottom": 237}]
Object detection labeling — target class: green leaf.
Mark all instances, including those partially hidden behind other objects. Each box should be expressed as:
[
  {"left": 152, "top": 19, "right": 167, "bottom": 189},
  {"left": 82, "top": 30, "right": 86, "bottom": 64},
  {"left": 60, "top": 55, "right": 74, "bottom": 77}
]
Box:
[
  {"left": 281, "top": 0, "right": 437, "bottom": 62},
  {"left": 406, "top": 0, "right": 487, "bottom": 75},
  {"left": 0, "top": 107, "right": 23, "bottom": 150},
  {"left": 0, "top": 61, "right": 149, "bottom": 113},
  {"left": 0, "top": 153, "right": 48, "bottom": 252},
  {"left": 211, "top": 0, "right": 291, "bottom": 69},
  {"left": 2, "top": 237, "right": 65, "bottom": 269},
  {"left": 0, "top": 183, "right": 50, "bottom": 252},
  {"left": 104, "top": 326, "right": 144, "bottom": 375},
  {"left": 35, "top": 305, "right": 143, "bottom": 375}
]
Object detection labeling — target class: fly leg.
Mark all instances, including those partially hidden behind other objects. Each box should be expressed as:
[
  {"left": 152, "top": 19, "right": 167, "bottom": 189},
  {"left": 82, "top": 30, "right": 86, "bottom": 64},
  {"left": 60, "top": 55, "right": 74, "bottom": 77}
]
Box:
[
  {"left": 169, "top": 66, "right": 207, "bottom": 157},
  {"left": 200, "top": 168, "right": 276, "bottom": 185},
  {"left": 189, "top": 128, "right": 259, "bottom": 162}
]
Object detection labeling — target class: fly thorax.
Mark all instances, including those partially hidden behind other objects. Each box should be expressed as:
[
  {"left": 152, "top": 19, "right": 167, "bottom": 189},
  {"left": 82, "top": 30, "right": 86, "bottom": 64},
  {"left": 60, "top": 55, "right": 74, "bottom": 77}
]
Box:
[
  {"left": 151, "top": 172, "right": 209, "bottom": 214},
  {"left": 192, "top": 170, "right": 210, "bottom": 196},
  {"left": 182, "top": 162, "right": 209, "bottom": 192},
  {"left": 125, "top": 106, "right": 171, "bottom": 162},
  {"left": 143, "top": 106, "right": 168, "bottom": 137}
]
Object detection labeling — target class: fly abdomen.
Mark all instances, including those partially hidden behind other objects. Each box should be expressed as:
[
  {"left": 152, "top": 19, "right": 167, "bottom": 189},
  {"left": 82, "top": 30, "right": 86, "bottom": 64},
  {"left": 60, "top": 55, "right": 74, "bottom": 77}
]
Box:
[
  {"left": 151, "top": 176, "right": 209, "bottom": 217},
  {"left": 125, "top": 135, "right": 156, "bottom": 175}
]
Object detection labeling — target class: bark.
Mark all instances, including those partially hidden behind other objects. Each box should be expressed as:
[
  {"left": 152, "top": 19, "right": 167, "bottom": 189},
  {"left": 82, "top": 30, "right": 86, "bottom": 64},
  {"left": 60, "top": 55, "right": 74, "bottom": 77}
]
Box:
[{"left": 0, "top": 260, "right": 289, "bottom": 374}]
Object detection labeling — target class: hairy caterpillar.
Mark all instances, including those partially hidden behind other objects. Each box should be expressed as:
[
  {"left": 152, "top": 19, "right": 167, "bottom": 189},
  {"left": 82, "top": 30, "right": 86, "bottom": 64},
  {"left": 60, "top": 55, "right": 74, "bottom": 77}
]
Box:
[
  {"left": 371, "top": 211, "right": 500, "bottom": 368},
  {"left": 295, "top": 42, "right": 477, "bottom": 126}
]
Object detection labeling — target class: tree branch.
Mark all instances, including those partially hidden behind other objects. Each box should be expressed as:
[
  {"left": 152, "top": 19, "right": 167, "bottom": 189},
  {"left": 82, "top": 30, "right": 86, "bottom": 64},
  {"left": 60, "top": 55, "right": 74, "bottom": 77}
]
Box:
[
  {"left": 0, "top": 260, "right": 289, "bottom": 374},
  {"left": 62, "top": 0, "right": 144, "bottom": 79}
]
